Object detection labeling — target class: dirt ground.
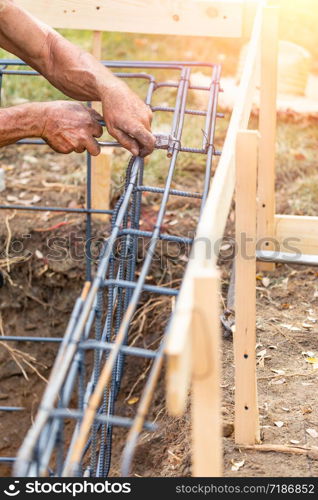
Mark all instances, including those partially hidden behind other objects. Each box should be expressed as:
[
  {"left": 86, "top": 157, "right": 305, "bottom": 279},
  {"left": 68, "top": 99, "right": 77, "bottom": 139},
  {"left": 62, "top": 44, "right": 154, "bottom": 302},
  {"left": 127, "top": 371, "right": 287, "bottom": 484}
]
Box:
[{"left": 0, "top": 114, "right": 318, "bottom": 478}]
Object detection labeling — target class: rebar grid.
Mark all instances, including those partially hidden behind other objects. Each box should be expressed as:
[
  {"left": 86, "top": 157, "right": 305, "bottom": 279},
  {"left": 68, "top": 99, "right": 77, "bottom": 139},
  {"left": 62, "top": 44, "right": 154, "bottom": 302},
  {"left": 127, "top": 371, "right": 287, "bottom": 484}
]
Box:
[{"left": 0, "top": 60, "right": 221, "bottom": 476}]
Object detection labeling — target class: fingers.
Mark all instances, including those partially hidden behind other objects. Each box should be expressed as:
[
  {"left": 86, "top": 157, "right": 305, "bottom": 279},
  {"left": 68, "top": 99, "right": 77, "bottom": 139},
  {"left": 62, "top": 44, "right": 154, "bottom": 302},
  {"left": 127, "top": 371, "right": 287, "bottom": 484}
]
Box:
[
  {"left": 92, "top": 121, "right": 103, "bottom": 138},
  {"left": 74, "top": 144, "right": 86, "bottom": 154},
  {"left": 109, "top": 125, "right": 155, "bottom": 157},
  {"left": 83, "top": 136, "right": 101, "bottom": 156},
  {"left": 88, "top": 107, "right": 104, "bottom": 122},
  {"left": 133, "top": 127, "right": 156, "bottom": 156},
  {"left": 111, "top": 128, "right": 140, "bottom": 157},
  {"left": 116, "top": 107, "right": 155, "bottom": 156}
]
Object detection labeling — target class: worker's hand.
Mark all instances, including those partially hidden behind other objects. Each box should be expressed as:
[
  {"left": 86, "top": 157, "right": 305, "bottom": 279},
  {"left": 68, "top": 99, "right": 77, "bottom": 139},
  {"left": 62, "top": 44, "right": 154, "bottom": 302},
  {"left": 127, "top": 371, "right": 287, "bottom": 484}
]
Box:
[
  {"left": 100, "top": 79, "right": 155, "bottom": 157},
  {"left": 41, "top": 101, "right": 103, "bottom": 155}
]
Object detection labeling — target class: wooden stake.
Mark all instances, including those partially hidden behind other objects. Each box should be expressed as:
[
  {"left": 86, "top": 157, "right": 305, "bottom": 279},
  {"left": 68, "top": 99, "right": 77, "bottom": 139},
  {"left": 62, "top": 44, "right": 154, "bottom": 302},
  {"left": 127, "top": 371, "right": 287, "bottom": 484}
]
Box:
[
  {"left": 191, "top": 267, "right": 222, "bottom": 477},
  {"left": 91, "top": 31, "right": 112, "bottom": 221},
  {"left": 234, "top": 130, "right": 260, "bottom": 445},
  {"left": 257, "top": 6, "right": 279, "bottom": 271},
  {"left": 165, "top": 307, "right": 192, "bottom": 417},
  {"left": 91, "top": 148, "right": 112, "bottom": 220}
]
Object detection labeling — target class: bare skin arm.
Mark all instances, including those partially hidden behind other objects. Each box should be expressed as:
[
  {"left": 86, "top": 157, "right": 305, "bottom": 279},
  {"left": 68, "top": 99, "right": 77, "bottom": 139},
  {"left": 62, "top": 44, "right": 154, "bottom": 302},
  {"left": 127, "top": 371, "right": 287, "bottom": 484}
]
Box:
[
  {"left": 0, "top": 0, "right": 155, "bottom": 156},
  {"left": 0, "top": 102, "right": 104, "bottom": 155}
]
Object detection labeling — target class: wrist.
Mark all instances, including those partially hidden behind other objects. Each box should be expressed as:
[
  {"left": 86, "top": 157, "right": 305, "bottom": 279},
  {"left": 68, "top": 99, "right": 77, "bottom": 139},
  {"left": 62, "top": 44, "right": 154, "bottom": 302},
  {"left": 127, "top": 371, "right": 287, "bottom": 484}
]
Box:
[
  {"left": 24, "top": 102, "right": 48, "bottom": 137},
  {"left": 0, "top": 102, "right": 47, "bottom": 147},
  {"left": 95, "top": 67, "right": 125, "bottom": 101}
]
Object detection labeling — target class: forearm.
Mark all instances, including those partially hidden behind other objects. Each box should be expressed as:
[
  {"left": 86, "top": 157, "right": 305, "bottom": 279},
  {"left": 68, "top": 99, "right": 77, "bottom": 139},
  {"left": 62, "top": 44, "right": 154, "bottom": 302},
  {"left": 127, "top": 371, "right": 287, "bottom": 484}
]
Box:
[
  {"left": 0, "top": 1, "right": 154, "bottom": 155},
  {"left": 0, "top": 103, "right": 45, "bottom": 147},
  {"left": 0, "top": 1, "right": 118, "bottom": 102},
  {"left": 43, "top": 32, "right": 119, "bottom": 102}
]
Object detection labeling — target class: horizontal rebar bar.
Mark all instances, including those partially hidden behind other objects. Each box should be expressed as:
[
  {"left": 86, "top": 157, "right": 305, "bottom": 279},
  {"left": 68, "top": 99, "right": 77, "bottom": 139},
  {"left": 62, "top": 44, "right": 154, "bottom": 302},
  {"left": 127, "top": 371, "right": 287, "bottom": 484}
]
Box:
[
  {"left": 0, "top": 407, "right": 24, "bottom": 412},
  {"left": 257, "top": 250, "right": 318, "bottom": 267},
  {"left": 0, "top": 204, "right": 113, "bottom": 214},
  {"left": 136, "top": 185, "right": 202, "bottom": 199},
  {"left": 119, "top": 228, "right": 193, "bottom": 245},
  {"left": 102, "top": 278, "right": 178, "bottom": 296},
  {"left": 48, "top": 409, "right": 157, "bottom": 432},
  {"left": 0, "top": 336, "right": 62, "bottom": 343},
  {"left": 78, "top": 340, "right": 156, "bottom": 359}
]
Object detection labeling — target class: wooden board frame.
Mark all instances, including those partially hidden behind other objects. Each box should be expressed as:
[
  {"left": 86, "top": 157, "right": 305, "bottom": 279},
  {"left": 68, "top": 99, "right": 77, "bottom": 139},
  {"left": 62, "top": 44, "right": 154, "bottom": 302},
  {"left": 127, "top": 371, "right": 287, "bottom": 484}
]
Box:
[
  {"left": 256, "top": 6, "right": 279, "bottom": 271},
  {"left": 15, "top": 0, "right": 250, "bottom": 38},
  {"left": 192, "top": 268, "right": 222, "bottom": 476},
  {"left": 234, "top": 129, "right": 260, "bottom": 445},
  {"left": 274, "top": 215, "right": 318, "bottom": 256}
]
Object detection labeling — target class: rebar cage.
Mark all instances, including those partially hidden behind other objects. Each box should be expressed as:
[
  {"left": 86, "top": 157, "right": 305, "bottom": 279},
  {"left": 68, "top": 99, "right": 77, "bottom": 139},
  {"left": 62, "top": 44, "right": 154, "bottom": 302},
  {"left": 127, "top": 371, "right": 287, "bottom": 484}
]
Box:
[{"left": 0, "top": 60, "right": 222, "bottom": 477}]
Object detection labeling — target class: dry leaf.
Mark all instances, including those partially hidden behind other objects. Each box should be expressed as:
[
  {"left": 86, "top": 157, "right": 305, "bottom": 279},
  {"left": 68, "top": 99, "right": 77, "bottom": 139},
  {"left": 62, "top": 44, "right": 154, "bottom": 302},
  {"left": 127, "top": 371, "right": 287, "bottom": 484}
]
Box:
[
  {"left": 179, "top": 255, "right": 188, "bottom": 263},
  {"left": 23, "top": 155, "right": 38, "bottom": 164},
  {"left": 262, "top": 277, "right": 270, "bottom": 288},
  {"left": 281, "top": 324, "right": 301, "bottom": 332},
  {"left": 294, "top": 152, "right": 306, "bottom": 161},
  {"left": 231, "top": 459, "right": 245, "bottom": 472},
  {"left": 302, "top": 351, "right": 315, "bottom": 357},
  {"left": 271, "top": 369, "right": 285, "bottom": 375},
  {"left": 306, "top": 428, "right": 318, "bottom": 439},
  {"left": 127, "top": 397, "right": 139, "bottom": 405},
  {"left": 274, "top": 421, "right": 284, "bottom": 428},
  {"left": 6, "top": 195, "right": 19, "bottom": 202},
  {"left": 35, "top": 249, "right": 44, "bottom": 259},
  {"left": 302, "top": 407, "right": 312, "bottom": 415},
  {"left": 257, "top": 349, "right": 267, "bottom": 358},
  {"left": 305, "top": 357, "right": 318, "bottom": 365},
  {"left": 281, "top": 303, "right": 291, "bottom": 310},
  {"left": 307, "top": 316, "right": 317, "bottom": 323},
  {"left": 167, "top": 449, "right": 181, "bottom": 463},
  {"left": 302, "top": 323, "right": 313, "bottom": 330},
  {"left": 220, "top": 243, "right": 232, "bottom": 251}
]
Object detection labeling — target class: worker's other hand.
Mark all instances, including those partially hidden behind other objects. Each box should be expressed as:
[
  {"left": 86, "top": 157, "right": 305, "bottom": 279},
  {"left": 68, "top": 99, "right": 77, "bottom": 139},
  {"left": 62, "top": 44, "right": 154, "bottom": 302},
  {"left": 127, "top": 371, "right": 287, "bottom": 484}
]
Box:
[
  {"left": 41, "top": 101, "right": 103, "bottom": 155},
  {"left": 100, "top": 79, "right": 155, "bottom": 157}
]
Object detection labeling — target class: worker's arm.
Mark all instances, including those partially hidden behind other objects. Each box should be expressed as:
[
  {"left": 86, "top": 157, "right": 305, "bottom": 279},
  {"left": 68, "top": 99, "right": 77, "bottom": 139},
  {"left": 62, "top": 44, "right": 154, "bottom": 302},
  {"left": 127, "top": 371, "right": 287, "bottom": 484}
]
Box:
[
  {"left": 0, "top": 101, "right": 103, "bottom": 155},
  {"left": 0, "top": 1, "right": 155, "bottom": 156}
]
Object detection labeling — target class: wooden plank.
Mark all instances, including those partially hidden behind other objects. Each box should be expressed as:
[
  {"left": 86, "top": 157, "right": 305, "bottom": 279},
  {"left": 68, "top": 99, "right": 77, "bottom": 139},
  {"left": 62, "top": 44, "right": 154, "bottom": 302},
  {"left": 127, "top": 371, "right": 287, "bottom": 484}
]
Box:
[
  {"left": 257, "top": 6, "right": 279, "bottom": 271},
  {"left": 91, "top": 148, "right": 112, "bottom": 221},
  {"left": 90, "top": 31, "right": 111, "bottom": 221},
  {"left": 275, "top": 215, "right": 318, "bottom": 256},
  {"left": 15, "top": 0, "right": 244, "bottom": 37},
  {"left": 242, "top": 0, "right": 258, "bottom": 38},
  {"left": 165, "top": 2, "right": 263, "bottom": 410},
  {"left": 165, "top": 309, "right": 192, "bottom": 417},
  {"left": 166, "top": 272, "right": 194, "bottom": 416},
  {"left": 192, "top": 267, "right": 222, "bottom": 477},
  {"left": 194, "top": 1, "right": 263, "bottom": 262},
  {"left": 92, "top": 30, "right": 102, "bottom": 60},
  {"left": 234, "top": 129, "right": 260, "bottom": 445}
]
